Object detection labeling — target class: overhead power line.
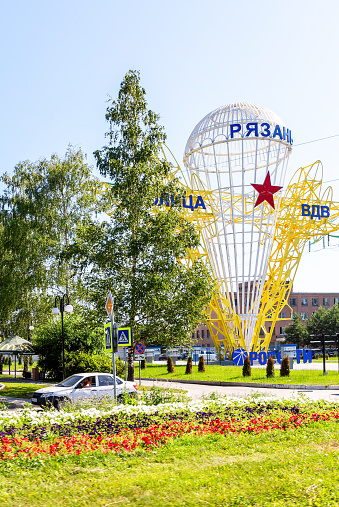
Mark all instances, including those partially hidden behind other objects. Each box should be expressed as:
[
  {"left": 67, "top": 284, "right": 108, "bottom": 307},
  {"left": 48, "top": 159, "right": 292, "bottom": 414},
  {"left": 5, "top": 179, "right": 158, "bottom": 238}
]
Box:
[{"left": 294, "top": 134, "right": 339, "bottom": 147}]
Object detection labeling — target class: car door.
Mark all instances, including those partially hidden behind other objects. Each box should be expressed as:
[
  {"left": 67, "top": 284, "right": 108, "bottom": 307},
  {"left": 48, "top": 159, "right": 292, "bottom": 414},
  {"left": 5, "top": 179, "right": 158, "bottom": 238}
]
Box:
[
  {"left": 71, "top": 375, "right": 98, "bottom": 402},
  {"left": 97, "top": 374, "right": 124, "bottom": 399}
]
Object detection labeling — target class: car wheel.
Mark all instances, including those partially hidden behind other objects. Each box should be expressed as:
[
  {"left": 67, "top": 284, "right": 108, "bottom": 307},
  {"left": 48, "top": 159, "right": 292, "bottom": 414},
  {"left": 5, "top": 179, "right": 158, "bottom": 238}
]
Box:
[{"left": 53, "top": 397, "right": 69, "bottom": 411}]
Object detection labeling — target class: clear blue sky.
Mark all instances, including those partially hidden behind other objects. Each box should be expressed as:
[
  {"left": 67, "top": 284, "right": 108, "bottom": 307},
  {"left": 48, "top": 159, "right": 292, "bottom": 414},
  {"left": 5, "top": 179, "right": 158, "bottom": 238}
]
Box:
[{"left": 1, "top": 0, "right": 339, "bottom": 291}]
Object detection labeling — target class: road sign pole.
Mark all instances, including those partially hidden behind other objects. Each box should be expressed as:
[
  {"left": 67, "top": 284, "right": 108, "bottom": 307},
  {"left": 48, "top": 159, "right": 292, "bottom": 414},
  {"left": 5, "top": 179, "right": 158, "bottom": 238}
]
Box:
[
  {"left": 125, "top": 347, "right": 127, "bottom": 381},
  {"left": 110, "top": 313, "right": 117, "bottom": 401},
  {"left": 322, "top": 333, "right": 327, "bottom": 376},
  {"left": 105, "top": 291, "right": 117, "bottom": 401},
  {"left": 139, "top": 359, "right": 141, "bottom": 386}
]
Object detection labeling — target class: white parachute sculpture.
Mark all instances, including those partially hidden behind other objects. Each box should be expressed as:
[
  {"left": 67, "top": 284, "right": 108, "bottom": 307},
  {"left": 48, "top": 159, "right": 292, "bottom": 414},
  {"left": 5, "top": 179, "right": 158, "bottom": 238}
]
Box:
[{"left": 183, "top": 102, "right": 292, "bottom": 352}]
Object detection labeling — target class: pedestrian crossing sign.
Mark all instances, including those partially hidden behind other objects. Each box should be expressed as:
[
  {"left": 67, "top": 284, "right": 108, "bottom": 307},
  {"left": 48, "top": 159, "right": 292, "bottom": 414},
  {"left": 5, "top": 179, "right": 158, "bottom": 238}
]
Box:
[{"left": 118, "top": 327, "right": 132, "bottom": 347}]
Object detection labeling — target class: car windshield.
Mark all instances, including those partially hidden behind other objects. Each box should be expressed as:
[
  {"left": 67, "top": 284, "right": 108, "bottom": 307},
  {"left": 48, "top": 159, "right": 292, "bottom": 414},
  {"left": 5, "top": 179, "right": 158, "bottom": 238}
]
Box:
[{"left": 57, "top": 375, "right": 83, "bottom": 388}]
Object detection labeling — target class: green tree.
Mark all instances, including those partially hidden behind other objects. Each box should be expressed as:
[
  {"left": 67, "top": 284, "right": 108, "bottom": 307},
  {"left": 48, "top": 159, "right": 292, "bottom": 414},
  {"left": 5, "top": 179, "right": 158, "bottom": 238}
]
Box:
[
  {"left": 69, "top": 71, "right": 214, "bottom": 380},
  {"left": 283, "top": 313, "right": 309, "bottom": 347},
  {"left": 33, "top": 312, "right": 104, "bottom": 380},
  {"left": 307, "top": 306, "right": 332, "bottom": 341},
  {"left": 0, "top": 147, "right": 99, "bottom": 339}
]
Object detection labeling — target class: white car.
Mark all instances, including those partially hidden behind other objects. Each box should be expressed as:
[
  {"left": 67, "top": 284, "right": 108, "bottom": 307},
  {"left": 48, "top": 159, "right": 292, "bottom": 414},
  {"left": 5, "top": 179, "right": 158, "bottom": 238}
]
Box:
[{"left": 31, "top": 372, "right": 138, "bottom": 409}]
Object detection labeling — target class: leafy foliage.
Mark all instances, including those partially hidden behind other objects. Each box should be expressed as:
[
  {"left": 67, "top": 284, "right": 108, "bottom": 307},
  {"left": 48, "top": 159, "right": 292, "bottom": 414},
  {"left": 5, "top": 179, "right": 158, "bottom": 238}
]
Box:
[
  {"left": 66, "top": 351, "right": 125, "bottom": 378},
  {"left": 283, "top": 313, "right": 309, "bottom": 347},
  {"left": 0, "top": 147, "right": 99, "bottom": 339},
  {"left": 68, "top": 71, "right": 214, "bottom": 380},
  {"left": 33, "top": 313, "right": 104, "bottom": 380}
]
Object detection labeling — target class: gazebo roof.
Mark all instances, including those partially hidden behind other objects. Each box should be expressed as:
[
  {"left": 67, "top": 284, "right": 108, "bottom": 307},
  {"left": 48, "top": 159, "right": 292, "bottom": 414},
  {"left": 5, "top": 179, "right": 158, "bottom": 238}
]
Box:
[{"left": 0, "top": 335, "right": 35, "bottom": 354}]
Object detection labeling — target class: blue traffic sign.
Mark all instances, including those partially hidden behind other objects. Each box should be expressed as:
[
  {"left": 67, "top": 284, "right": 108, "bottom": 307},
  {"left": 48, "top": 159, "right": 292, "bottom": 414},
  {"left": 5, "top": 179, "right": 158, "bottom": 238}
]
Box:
[
  {"left": 135, "top": 342, "right": 145, "bottom": 354},
  {"left": 118, "top": 327, "right": 132, "bottom": 347}
]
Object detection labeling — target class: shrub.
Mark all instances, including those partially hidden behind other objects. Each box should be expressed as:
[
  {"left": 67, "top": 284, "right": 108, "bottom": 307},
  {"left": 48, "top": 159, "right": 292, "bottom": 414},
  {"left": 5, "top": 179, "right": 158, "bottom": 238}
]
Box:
[
  {"left": 198, "top": 355, "right": 206, "bottom": 372},
  {"left": 185, "top": 356, "right": 192, "bottom": 374},
  {"left": 315, "top": 354, "right": 319, "bottom": 359},
  {"left": 167, "top": 356, "right": 175, "bottom": 373},
  {"left": 242, "top": 356, "right": 251, "bottom": 377},
  {"left": 3, "top": 357, "right": 7, "bottom": 365},
  {"left": 266, "top": 356, "right": 275, "bottom": 378},
  {"left": 334, "top": 353, "right": 338, "bottom": 358},
  {"left": 280, "top": 356, "right": 290, "bottom": 377},
  {"left": 66, "top": 351, "right": 125, "bottom": 378},
  {"left": 325, "top": 353, "right": 329, "bottom": 360},
  {"left": 140, "top": 359, "right": 146, "bottom": 369}
]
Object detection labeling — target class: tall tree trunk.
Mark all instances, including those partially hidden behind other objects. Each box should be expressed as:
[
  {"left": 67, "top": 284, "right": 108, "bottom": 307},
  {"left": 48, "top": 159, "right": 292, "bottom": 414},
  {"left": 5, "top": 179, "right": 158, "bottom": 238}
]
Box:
[{"left": 23, "top": 355, "right": 29, "bottom": 374}]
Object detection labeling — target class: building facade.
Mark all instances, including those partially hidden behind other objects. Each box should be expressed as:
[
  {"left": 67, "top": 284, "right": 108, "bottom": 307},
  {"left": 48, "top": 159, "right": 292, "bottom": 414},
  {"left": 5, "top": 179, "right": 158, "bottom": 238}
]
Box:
[{"left": 193, "top": 291, "right": 339, "bottom": 349}]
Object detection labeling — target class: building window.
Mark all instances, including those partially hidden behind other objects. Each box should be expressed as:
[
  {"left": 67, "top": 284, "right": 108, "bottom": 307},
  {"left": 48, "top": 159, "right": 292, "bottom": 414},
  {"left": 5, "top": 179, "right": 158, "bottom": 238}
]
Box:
[
  {"left": 280, "top": 327, "right": 286, "bottom": 335},
  {"left": 300, "top": 312, "right": 308, "bottom": 320},
  {"left": 201, "top": 330, "right": 205, "bottom": 339},
  {"left": 207, "top": 329, "right": 210, "bottom": 338},
  {"left": 201, "top": 344, "right": 205, "bottom": 347},
  {"left": 312, "top": 298, "right": 318, "bottom": 307},
  {"left": 301, "top": 298, "right": 308, "bottom": 306},
  {"left": 196, "top": 331, "right": 200, "bottom": 339},
  {"left": 207, "top": 343, "right": 211, "bottom": 347},
  {"left": 259, "top": 328, "right": 264, "bottom": 336},
  {"left": 280, "top": 312, "right": 286, "bottom": 318},
  {"left": 192, "top": 333, "right": 195, "bottom": 340},
  {"left": 335, "top": 298, "right": 339, "bottom": 305},
  {"left": 290, "top": 298, "right": 297, "bottom": 306},
  {"left": 323, "top": 298, "right": 330, "bottom": 306},
  {"left": 234, "top": 298, "right": 237, "bottom": 306}
]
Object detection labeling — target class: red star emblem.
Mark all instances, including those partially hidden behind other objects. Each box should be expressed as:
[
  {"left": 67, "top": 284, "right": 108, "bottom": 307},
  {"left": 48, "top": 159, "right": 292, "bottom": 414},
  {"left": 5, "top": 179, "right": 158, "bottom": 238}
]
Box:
[{"left": 251, "top": 171, "right": 282, "bottom": 209}]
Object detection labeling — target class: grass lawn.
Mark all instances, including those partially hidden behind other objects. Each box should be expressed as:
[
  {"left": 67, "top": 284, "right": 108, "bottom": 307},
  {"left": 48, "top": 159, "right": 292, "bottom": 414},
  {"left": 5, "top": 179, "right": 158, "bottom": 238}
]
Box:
[
  {"left": 1, "top": 421, "right": 339, "bottom": 506},
  {"left": 139, "top": 364, "right": 339, "bottom": 385},
  {"left": 0, "top": 383, "right": 52, "bottom": 399}
]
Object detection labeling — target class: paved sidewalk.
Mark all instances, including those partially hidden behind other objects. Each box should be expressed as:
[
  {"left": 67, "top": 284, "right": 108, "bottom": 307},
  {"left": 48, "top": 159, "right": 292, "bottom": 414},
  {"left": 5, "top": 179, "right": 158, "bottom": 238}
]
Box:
[{"left": 0, "top": 395, "right": 39, "bottom": 410}]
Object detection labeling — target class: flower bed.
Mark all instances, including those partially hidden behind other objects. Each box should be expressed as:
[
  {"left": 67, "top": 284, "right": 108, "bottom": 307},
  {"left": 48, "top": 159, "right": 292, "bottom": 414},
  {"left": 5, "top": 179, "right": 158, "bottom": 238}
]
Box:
[
  {"left": 0, "top": 397, "right": 338, "bottom": 461},
  {"left": 1, "top": 411, "right": 339, "bottom": 460}
]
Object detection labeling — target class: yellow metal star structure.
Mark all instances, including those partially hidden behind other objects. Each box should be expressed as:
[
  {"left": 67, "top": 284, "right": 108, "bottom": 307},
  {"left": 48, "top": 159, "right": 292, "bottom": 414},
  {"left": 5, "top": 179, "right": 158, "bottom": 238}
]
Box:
[{"left": 95, "top": 149, "right": 339, "bottom": 360}]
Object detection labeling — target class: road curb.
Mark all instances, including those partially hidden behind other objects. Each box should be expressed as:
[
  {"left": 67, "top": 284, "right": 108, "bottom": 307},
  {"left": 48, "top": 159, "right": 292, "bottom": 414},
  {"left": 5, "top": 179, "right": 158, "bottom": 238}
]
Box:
[{"left": 140, "top": 378, "right": 339, "bottom": 390}]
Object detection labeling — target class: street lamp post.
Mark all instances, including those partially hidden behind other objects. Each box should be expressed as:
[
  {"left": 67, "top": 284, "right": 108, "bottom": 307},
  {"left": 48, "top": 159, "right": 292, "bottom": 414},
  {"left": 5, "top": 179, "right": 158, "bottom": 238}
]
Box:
[{"left": 52, "top": 294, "right": 73, "bottom": 380}]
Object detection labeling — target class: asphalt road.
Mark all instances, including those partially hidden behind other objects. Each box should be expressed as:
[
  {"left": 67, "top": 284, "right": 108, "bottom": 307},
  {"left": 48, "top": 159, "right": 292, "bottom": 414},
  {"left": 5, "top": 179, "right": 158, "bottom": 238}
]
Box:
[{"left": 140, "top": 379, "right": 339, "bottom": 402}]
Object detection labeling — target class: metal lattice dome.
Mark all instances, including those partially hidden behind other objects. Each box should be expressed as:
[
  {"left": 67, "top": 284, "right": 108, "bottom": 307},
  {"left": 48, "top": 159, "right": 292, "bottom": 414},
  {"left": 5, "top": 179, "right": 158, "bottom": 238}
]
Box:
[{"left": 184, "top": 102, "right": 286, "bottom": 159}]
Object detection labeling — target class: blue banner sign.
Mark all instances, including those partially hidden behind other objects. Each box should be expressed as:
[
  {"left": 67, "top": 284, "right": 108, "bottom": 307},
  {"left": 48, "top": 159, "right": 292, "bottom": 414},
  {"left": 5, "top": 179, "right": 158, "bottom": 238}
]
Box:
[
  {"left": 301, "top": 204, "right": 330, "bottom": 220},
  {"left": 232, "top": 348, "right": 312, "bottom": 366},
  {"left": 228, "top": 122, "right": 292, "bottom": 145},
  {"left": 153, "top": 195, "right": 206, "bottom": 211}
]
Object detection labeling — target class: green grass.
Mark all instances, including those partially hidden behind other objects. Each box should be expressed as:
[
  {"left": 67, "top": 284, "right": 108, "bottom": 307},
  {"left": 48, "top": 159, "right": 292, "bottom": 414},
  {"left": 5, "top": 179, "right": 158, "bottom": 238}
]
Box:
[
  {"left": 0, "top": 383, "right": 52, "bottom": 399},
  {"left": 1, "top": 422, "right": 339, "bottom": 506},
  {"left": 140, "top": 364, "right": 339, "bottom": 385}
]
